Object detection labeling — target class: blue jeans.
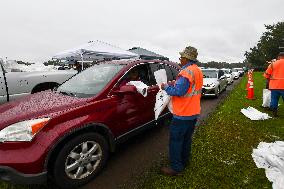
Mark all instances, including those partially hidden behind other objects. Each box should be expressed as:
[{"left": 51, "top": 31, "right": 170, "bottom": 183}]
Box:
[
  {"left": 169, "top": 118, "right": 197, "bottom": 172},
  {"left": 270, "top": 90, "right": 284, "bottom": 110}
]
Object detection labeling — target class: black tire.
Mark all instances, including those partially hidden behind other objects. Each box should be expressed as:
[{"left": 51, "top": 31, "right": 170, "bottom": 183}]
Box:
[
  {"left": 215, "top": 87, "right": 220, "bottom": 98},
  {"left": 51, "top": 133, "right": 109, "bottom": 189}
]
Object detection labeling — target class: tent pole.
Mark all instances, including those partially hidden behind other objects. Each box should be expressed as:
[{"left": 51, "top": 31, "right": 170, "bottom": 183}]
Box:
[{"left": 80, "top": 53, "right": 84, "bottom": 70}]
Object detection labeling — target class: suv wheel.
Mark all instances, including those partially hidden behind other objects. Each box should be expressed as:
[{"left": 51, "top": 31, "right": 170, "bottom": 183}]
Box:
[{"left": 51, "top": 133, "right": 109, "bottom": 189}]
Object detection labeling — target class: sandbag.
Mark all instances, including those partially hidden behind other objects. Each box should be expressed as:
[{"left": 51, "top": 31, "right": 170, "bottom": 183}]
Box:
[
  {"left": 154, "top": 89, "right": 171, "bottom": 120},
  {"left": 127, "top": 81, "right": 149, "bottom": 97},
  {"left": 252, "top": 141, "right": 284, "bottom": 189},
  {"left": 153, "top": 69, "right": 172, "bottom": 120},
  {"left": 241, "top": 106, "right": 271, "bottom": 120},
  {"left": 262, "top": 89, "right": 271, "bottom": 108}
]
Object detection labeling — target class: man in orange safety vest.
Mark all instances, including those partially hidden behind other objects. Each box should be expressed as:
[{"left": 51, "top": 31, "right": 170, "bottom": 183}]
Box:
[
  {"left": 263, "top": 52, "right": 284, "bottom": 117},
  {"left": 160, "top": 46, "right": 203, "bottom": 176}
]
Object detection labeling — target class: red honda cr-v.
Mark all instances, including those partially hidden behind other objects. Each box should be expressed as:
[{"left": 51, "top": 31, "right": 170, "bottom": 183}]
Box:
[{"left": 0, "top": 59, "right": 180, "bottom": 188}]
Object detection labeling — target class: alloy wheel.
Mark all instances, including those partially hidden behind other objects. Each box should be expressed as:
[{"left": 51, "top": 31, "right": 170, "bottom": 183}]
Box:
[{"left": 65, "top": 141, "right": 102, "bottom": 180}]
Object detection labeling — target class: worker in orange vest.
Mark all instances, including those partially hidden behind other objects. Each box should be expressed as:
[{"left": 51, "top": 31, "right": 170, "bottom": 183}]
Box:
[
  {"left": 160, "top": 46, "right": 203, "bottom": 176},
  {"left": 263, "top": 52, "right": 284, "bottom": 117}
]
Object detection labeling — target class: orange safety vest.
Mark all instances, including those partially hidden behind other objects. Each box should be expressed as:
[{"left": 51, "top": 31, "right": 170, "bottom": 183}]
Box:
[
  {"left": 264, "top": 59, "right": 284, "bottom": 89},
  {"left": 172, "top": 64, "right": 203, "bottom": 116}
]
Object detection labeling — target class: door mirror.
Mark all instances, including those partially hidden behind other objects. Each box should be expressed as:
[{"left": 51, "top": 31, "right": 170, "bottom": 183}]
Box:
[
  {"left": 219, "top": 75, "right": 225, "bottom": 80},
  {"left": 113, "top": 85, "right": 137, "bottom": 95}
]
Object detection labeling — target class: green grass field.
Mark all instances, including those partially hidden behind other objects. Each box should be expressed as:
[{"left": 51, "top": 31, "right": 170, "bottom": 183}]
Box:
[{"left": 138, "top": 72, "right": 284, "bottom": 189}]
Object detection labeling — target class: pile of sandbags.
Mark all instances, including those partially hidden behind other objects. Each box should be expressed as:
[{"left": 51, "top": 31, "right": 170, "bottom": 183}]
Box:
[
  {"left": 241, "top": 106, "right": 271, "bottom": 120},
  {"left": 252, "top": 141, "right": 284, "bottom": 189}
]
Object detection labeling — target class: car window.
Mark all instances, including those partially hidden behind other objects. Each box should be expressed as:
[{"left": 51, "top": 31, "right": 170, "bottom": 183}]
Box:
[
  {"left": 170, "top": 66, "right": 179, "bottom": 79},
  {"left": 164, "top": 64, "right": 174, "bottom": 81},
  {"left": 148, "top": 63, "right": 164, "bottom": 85},
  {"left": 117, "top": 64, "right": 151, "bottom": 87},
  {"left": 203, "top": 70, "right": 218, "bottom": 78},
  {"left": 219, "top": 70, "right": 224, "bottom": 78},
  {"left": 57, "top": 64, "right": 124, "bottom": 98}
]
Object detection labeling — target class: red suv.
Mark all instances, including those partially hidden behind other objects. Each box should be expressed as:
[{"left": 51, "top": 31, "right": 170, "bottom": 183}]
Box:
[{"left": 0, "top": 59, "right": 180, "bottom": 188}]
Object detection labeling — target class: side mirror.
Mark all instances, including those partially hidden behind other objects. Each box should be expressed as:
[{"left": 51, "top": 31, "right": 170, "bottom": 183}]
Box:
[
  {"left": 219, "top": 75, "right": 225, "bottom": 80},
  {"left": 113, "top": 85, "right": 137, "bottom": 95}
]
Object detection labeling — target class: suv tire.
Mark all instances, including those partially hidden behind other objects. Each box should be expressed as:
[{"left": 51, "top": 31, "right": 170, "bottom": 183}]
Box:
[{"left": 51, "top": 132, "right": 109, "bottom": 189}]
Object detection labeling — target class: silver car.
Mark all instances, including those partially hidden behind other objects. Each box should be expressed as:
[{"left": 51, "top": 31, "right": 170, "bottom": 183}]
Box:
[
  {"left": 202, "top": 69, "right": 227, "bottom": 98},
  {"left": 221, "top": 68, "right": 234, "bottom": 85}
]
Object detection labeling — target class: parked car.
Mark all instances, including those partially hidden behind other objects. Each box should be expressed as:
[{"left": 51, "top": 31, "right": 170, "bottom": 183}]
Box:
[
  {"left": 231, "top": 68, "right": 240, "bottom": 79},
  {"left": 202, "top": 69, "right": 227, "bottom": 97},
  {"left": 0, "top": 58, "right": 77, "bottom": 104},
  {"left": 0, "top": 59, "right": 180, "bottom": 189},
  {"left": 221, "top": 68, "right": 234, "bottom": 84},
  {"left": 234, "top": 67, "right": 245, "bottom": 77}
]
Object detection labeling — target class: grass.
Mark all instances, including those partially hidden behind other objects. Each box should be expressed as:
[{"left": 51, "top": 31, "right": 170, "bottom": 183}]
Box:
[{"left": 137, "top": 72, "right": 284, "bottom": 189}]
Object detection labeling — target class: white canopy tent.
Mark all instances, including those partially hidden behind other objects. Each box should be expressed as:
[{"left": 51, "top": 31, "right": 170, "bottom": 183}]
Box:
[{"left": 52, "top": 40, "right": 138, "bottom": 69}]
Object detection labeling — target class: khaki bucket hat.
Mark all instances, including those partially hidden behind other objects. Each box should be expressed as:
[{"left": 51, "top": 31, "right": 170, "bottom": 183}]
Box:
[{"left": 179, "top": 46, "right": 198, "bottom": 61}]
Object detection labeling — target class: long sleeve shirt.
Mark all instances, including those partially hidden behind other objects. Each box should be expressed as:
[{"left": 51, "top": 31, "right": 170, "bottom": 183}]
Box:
[{"left": 164, "top": 61, "right": 199, "bottom": 120}]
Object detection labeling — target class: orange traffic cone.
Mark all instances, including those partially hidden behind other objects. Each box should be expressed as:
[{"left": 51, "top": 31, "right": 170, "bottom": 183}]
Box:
[
  {"left": 246, "top": 71, "right": 253, "bottom": 90},
  {"left": 246, "top": 80, "right": 255, "bottom": 100}
]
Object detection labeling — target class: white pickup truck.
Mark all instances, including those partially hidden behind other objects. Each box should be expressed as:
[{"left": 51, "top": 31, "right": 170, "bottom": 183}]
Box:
[{"left": 0, "top": 58, "right": 77, "bottom": 104}]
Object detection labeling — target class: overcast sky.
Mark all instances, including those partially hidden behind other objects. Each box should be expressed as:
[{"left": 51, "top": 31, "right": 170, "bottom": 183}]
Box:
[{"left": 0, "top": 0, "right": 283, "bottom": 63}]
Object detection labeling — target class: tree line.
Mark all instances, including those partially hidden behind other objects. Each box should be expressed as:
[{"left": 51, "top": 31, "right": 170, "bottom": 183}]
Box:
[{"left": 244, "top": 21, "right": 284, "bottom": 71}]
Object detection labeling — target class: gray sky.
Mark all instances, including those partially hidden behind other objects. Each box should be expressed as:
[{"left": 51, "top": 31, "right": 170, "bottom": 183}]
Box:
[{"left": 0, "top": 0, "right": 283, "bottom": 63}]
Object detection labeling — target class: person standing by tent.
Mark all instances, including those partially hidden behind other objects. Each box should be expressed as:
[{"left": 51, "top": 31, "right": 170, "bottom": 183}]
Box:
[
  {"left": 74, "top": 61, "right": 82, "bottom": 73},
  {"left": 264, "top": 52, "right": 284, "bottom": 117},
  {"left": 160, "top": 46, "right": 203, "bottom": 176}
]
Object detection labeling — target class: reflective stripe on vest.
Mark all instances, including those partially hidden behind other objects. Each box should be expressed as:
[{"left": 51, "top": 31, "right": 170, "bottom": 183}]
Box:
[{"left": 182, "top": 68, "right": 202, "bottom": 97}]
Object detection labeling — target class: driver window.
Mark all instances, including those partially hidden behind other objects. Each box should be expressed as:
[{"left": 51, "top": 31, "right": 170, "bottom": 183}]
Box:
[
  {"left": 219, "top": 70, "right": 224, "bottom": 78},
  {"left": 117, "top": 64, "right": 150, "bottom": 88}
]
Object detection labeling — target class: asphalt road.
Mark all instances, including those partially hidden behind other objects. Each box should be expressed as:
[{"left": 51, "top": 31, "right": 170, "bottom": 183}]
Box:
[{"left": 81, "top": 79, "right": 242, "bottom": 189}]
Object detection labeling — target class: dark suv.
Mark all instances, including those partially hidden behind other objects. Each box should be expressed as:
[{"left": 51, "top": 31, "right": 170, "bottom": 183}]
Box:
[{"left": 0, "top": 59, "right": 180, "bottom": 188}]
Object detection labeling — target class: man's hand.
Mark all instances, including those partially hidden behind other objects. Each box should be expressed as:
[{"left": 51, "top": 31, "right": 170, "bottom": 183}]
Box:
[
  {"left": 161, "top": 80, "right": 175, "bottom": 90},
  {"left": 168, "top": 80, "right": 176, "bottom": 86},
  {"left": 161, "top": 83, "right": 166, "bottom": 90}
]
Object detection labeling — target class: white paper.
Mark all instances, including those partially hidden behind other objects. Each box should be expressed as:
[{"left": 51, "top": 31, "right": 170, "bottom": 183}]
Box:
[
  {"left": 127, "top": 81, "right": 149, "bottom": 97},
  {"left": 241, "top": 106, "right": 272, "bottom": 120},
  {"left": 262, "top": 89, "right": 271, "bottom": 108},
  {"left": 154, "top": 69, "right": 167, "bottom": 86},
  {"left": 252, "top": 141, "right": 284, "bottom": 189}
]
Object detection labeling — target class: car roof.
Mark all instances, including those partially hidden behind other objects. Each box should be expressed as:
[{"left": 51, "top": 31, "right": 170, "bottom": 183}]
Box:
[{"left": 97, "top": 59, "right": 180, "bottom": 68}]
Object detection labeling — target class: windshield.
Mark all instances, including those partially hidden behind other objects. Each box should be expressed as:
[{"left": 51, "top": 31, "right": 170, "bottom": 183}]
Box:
[
  {"left": 232, "top": 68, "right": 238, "bottom": 72},
  {"left": 203, "top": 70, "right": 218, "bottom": 78},
  {"left": 57, "top": 64, "right": 124, "bottom": 98}
]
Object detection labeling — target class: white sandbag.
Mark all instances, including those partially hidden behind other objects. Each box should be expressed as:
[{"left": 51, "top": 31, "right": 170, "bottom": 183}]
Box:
[
  {"left": 262, "top": 89, "right": 271, "bottom": 108},
  {"left": 153, "top": 69, "right": 172, "bottom": 119},
  {"left": 127, "top": 81, "right": 148, "bottom": 97},
  {"left": 154, "top": 89, "right": 171, "bottom": 120},
  {"left": 241, "top": 106, "right": 272, "bottom": 120},
  {"left": 252, "top": 141, "right": 284, "bottom": 189}
]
